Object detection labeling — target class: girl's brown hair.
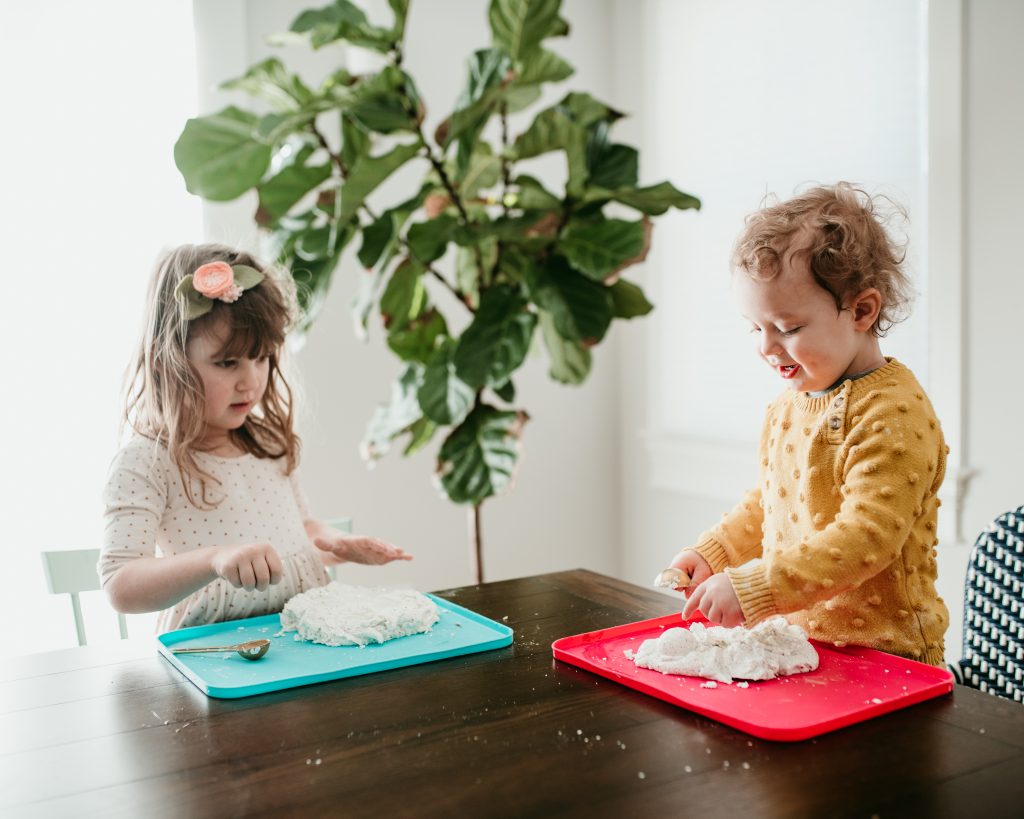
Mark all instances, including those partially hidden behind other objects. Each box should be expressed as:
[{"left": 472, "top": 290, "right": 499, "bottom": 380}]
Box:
[
  {"left": 732, "top": 182, "right": 913, "bottom": 335},
  {"left": 125, "top": 243, "right": 300, "bottom": 505}
]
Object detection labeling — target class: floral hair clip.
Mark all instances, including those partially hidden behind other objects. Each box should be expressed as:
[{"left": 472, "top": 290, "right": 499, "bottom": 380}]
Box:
[{"left": 174, "top": 262, "right": 265, "bottom": 320}]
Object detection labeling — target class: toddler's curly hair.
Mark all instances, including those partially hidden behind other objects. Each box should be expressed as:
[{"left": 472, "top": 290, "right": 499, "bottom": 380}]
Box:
[{"left": 732, "top": 182, "right": 913, "bottom": 335}]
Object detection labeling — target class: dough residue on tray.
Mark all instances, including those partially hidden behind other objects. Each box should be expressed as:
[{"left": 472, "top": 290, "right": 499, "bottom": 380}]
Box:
[
  {"left": 280, "top": 583, "right": 440, "bottom": 647},
  {"left": 632, "top": 616, "right": 819, "bottom": 683}
]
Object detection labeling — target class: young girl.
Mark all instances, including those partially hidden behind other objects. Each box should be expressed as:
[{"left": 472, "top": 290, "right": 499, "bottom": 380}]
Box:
[
  {"left": 100, "top": 243, "right": 410, "bottom": 632},
  {"left": 670, "top": 183, "right": 949, "bottom": 666}
]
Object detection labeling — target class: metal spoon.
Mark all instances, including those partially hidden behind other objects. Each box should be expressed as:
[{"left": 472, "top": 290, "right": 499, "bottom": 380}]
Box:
[
  {"left": 652, "top": 567, "right": 692, "bottom": 591},
  {"left": 171, "top": 639, "right": 270, "bottom": 661}
]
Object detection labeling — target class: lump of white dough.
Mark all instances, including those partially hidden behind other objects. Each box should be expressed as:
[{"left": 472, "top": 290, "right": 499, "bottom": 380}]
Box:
[
  {"left": 632, "top": 617, "right": 819, "bottom": 683},
  {"left": 280, "top": 582, "right": 440, "bottom": 647}
]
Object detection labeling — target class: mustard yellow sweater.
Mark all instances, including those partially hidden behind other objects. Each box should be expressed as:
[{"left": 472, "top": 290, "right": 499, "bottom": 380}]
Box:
[{"left": 690, "top": 359, "right": 949, "bottom": 666}]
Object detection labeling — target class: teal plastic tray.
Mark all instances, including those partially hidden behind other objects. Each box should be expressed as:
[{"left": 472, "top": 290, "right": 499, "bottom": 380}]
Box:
[{"left": 156, "top": 594, "right": 512, "bottom": 699}]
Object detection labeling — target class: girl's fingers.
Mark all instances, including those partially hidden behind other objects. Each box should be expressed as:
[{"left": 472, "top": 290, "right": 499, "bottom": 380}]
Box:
[
  {"left": 253, "top": 558, "right": 271, "bottom": 591},
  {"left": 267, "top": 549, "right": 284, "bottom": 585},
  {"left": 238, "top": 562, "right": 257, "bottom": 591}
]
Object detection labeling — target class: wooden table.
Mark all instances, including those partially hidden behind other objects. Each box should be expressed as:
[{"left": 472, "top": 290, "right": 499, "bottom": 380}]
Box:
[{"left": 4, "top": 570, "right": 1024, "bottom": 817}]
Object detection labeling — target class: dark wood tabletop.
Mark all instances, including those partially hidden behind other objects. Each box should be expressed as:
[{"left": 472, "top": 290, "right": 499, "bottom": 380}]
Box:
[{"left": 4, "top": 569, "right": 1024, "bottom": 818}]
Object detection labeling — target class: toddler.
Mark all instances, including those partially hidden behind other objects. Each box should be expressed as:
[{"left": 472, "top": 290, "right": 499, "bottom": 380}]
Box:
[
  {"left": 671, "top": 183, "right": 949, "bottom": 666},
  {"left": 100, "top": 244, "right": 410, "bottom": 632}
]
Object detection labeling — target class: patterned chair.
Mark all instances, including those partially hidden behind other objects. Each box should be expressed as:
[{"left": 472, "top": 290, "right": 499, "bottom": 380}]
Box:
[{"left": 950, "top": 506, "right": 1024, "bottom": 703}]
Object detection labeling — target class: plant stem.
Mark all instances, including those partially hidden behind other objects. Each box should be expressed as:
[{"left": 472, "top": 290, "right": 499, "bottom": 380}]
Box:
[
  {"left": 468, "top": 503, "right": 484, "bottom": 584},
  {"left": 311, "top": 121, "right": 348, "bottom": 179}
]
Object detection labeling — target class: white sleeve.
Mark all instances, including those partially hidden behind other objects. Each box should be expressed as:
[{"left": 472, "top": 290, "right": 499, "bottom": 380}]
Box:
[{"left": 98, "top": 439, "right": 168, "bottom": 588}]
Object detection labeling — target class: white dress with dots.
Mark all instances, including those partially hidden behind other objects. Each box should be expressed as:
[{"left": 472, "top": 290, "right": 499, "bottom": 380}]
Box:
[{"left": 99, "top": 436, "right": 329, "bottom": 633}]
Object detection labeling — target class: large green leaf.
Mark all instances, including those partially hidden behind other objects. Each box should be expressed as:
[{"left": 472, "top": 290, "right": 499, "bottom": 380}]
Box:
[
  {"left": 419, "top": 339, "right": 475, "bottom": 425},
  {"left": 346, "top": 67, "right": 419, "bottom": 134},
  {"left": 220, "top": 58, "right": 313, "bottom": 111},
  {"left": 340, "top": 141, "right": 421, "bottom": 222},
  {"left": 379, "top": 257, "right": 426, "bottom": 329},
  {"left": 460, "top": 147, "right": 503, "bottom": 199},
  {"left": 513, "top": 94, "right": 619, "bottom": 195},
  {"left": 407, "top": 214, "right": 457, "bottom": 264},
  {"left": 455, "top": 236, "right": 497, "bottom": 307},
  {"left": 559, "top": 218, "right": 646, "bottom": 280},
  {"left": 388, "top": 0, "right": 409, "bottom": 39},
  {"left": 609, "top": 278, "right": 654, "bottom": 318},
  {"left": 527, "top": 256, "right": 614, "bottom": 343},
  {"left": 387, "top": 307, "right": 448, "bottom": 364},
  {"left": 516, "top": 48, "right": 574, "bottom": 84},
  {"left": 174, "top": 107, "right": 272, "bottom": 201},
  {"left": 357, "top": 212, "right": 396, "bottom": 269},
  {"left": 513, "top": 175, "right": 561, "bottom": 210},
  {"left": 257, "top": 156, "right": 332, "bottom": 224},
  {"left": 436, "top": 405, "right": 526, "bottom": 504},
  {"left": 289, "top": 0, "right": 396, "bottom": 51},
  {"left": 539, "top": 310, "right": 591, "bottom": 384},
  {"left": 442, "top": 49, "right": 509, "bottom": 147},
  {"left": 586, "top": 123, "right": 638, "bottom": 190},
  {"left": 453, "top": 285, "right": 537, "bottom": 388},
  {"left": 488, "top": 0, "right": 563, "bottom": 60},
  {"left": 362, "top": 363, "right": 424, "bottom": 461},
  {"left": 608, "top": 181, "right": 702, "bottom": 215},
  {"left": 341, "top": 114, "right": 371, "bottom": 171}
]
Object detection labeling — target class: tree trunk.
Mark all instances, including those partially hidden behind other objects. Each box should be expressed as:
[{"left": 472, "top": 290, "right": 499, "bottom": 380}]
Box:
[{"left": 468, "top": 503, "right": 484, "bottom": 584}]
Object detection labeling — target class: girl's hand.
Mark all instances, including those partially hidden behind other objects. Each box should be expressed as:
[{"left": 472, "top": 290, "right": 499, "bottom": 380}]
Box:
[
  {"left": 313, "top": 533, "right": 412, "bottom": 566},
  {"left": 210, "top": 543, "right": 284, "bottom": 591},
  {"left": 670, "top": 550, "right": 714, "bottom": 595},
  {"left": 681, "top": 573, "right": 745, "bottom": 627}
]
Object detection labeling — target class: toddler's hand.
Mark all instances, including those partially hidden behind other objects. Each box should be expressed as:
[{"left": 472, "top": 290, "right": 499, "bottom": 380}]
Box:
[
  {"left": 313, "top": 533, "right": 412, "bottom": 566},
  {"left": 210, "top": 543, "right": 284, "bottom": 591},
  {"left": 681, "top": 573, "right": 745, "bottom": 628},
  {"left": 669, "top": 550, "right": 714, "bottom": 595}
]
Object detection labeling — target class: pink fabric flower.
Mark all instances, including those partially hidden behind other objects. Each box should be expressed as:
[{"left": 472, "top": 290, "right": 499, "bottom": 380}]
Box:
[{"left": 192, "top": 262, "right": 236, "bottom": 300}]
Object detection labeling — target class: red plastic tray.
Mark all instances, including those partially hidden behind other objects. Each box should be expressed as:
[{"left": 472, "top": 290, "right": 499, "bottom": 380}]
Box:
[{"left": 552, "top": 614, "right": 953, "bottom": 741}]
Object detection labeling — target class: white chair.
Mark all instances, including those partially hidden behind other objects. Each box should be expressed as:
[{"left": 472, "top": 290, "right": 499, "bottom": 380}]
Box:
[
  {"left": 40, "top": 548, "right": 127, "bottom": 647},
  {"left": 41, "top": 518, "right": 353, "bottom": 644}
]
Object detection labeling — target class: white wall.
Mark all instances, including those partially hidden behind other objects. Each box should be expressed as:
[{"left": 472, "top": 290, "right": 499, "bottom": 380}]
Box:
[
  {"left": 961, "top": 2, "right": 1024, "bottom": 576},
  {"left": 196, "top": 0, "right": 623, "bottom": 592}
]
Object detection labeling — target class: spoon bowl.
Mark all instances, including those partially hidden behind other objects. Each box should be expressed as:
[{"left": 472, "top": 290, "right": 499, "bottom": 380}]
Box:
[{"left": 171, "top": 639, "right": 271, "bottom": 661}]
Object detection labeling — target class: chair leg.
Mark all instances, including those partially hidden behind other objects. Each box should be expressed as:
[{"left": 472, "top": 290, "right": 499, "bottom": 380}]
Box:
[
  {"left": 70, "top": 593, "right": 87, "bottom": 647},
  {"left": 117, "top": 614, "right": 128, "bottom": 640}
]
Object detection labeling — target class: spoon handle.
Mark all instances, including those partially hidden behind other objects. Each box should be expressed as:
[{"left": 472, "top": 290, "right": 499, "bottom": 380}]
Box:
[{"left": 171, "top": 645, "right": 237, "bottom": 654}]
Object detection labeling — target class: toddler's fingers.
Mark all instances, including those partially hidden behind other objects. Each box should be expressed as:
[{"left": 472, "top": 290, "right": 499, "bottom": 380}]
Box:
[
  {"left": 681, "top": 587, "right": 702, "bottom": 619},
  {"left": 312, "top": 536, "right": 333, "bottom": 553}
]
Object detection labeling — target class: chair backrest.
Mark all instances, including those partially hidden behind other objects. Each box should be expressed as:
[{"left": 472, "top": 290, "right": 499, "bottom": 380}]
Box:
[
  {"left": 40, "top": 549, "right": 127, "bottom": 647},
  {"left": 958, "top": 506, "right": 1024, "bottom": 703}
]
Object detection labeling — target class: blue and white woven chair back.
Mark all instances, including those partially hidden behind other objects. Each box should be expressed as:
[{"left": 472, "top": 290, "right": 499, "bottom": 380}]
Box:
[{"left": 953, "top": 506, "right": 1024, "bottom": 703}]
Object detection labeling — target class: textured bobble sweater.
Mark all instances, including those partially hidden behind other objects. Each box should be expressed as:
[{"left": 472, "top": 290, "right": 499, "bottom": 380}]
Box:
[{"left": 691, "top": 358, "right": 949, "bottom": 666}]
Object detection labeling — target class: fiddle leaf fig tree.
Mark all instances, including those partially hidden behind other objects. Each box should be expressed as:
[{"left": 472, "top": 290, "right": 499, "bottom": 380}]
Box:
[{"left": 174, "top": 0, "right": 699, "bottom": 583}]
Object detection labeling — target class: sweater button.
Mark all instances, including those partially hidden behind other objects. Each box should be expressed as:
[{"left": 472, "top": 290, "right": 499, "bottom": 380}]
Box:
[{"left": 829, "top": 417, "right": 841, "bottom": 430}]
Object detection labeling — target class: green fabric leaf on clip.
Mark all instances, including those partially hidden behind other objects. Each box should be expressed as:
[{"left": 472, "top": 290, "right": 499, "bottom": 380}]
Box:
[{"left": 174, "top": 275, "right": 212, "bottom": 320}]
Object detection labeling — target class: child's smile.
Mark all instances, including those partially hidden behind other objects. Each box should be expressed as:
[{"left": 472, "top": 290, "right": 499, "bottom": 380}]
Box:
[{"left": 734, "top": 239, "right": 885, "bottom": 393}]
